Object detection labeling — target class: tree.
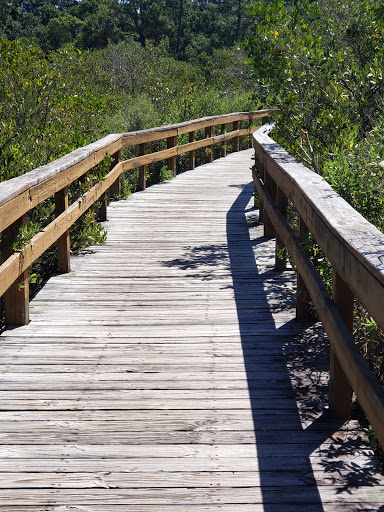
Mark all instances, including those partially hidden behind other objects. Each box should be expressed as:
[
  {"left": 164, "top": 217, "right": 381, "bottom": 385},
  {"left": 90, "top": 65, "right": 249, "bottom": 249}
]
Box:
[
  {"left": 45, "top": 13, "right": 84, "bottom": 50},
  {"left": 119, "top": 0, "right": 171, "bottom": 47}
]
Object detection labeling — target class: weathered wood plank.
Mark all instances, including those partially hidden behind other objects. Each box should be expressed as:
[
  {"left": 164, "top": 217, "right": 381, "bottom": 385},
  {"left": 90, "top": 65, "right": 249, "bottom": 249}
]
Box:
[
  {"left": 2, "top": 214, "right": 30, "bottom": 326},
  {"left": 0, "top": 486, "right": 382, "bottom": 505},
  {"left": 0, "top": 452, "right": 375, "bottom": 470},
  {"left": 55, "top": 186, "right": 71, "bottom": 273},
  {"left": 0, "top": 506, "right": 375, "bottom": 512},
  {"left": 0, "top": 469, "right": 381, "bottom": 488}
]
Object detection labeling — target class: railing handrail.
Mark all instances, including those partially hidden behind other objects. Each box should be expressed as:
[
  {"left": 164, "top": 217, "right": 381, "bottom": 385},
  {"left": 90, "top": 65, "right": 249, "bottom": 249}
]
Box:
[
  {"left": 2, "top": 108, "right": 384, "bottom": 450},
  {"left": 0, "top": 110, "right": 277, "bottom": 216},
  {"left": 254, "top": 125, "right": 384, "bottom": 329},
  {"left": 253, "top": 124, "right": 384, "bottom": 451},
  {"left": 0, "top": 110, "right": 279, "bottom": 326}
]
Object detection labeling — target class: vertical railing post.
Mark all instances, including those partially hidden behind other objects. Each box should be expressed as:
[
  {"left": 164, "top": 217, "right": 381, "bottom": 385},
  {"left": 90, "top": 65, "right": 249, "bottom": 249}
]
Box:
[
  {"left": 262, "top": 163, "right": 275, "bottom": 239},
  {"left": 275, "top": 187, "right": 288, "bottom": 271},
  {"left": 98, "top": 192, "right": 108, "bottom": 223},
  {"left": 221, "top": 124, "right": 227, "bottom": 158},
  {"left": 139, "top": 143, "right": 147, "bottom": 191},
  {"left": 255, "top": 154, "right": 264, "bottom": 224},
  {"left": 205, "top": 126, "right": 213, "bottom": 163},
  {"left": 167, "top": 136, "right": 177, "bottom": 176},
  {"left": 188, "top": 132, "right": 195, "bottom": 170},
  {"left": 109, "top": 150, "right": 122, "bottom": 199},
  {"left": 100, "top": 150, "right": 122, "bottom": 219},
  {"left": 248, "top": 117, "right": 253, "bottom": 148},
  {"left": 232, "top": 120, "right": 239, "bottom": 152},
  {"left": 83, "top": 170, "right": 95, "bottom": 218},
  {"left": 296, "top": 216, "right": 312, "bottom": 322},
  {"left": 330, "top": 271, "right": 354, "bottom": 418},
  {"left": 2, "top": 214, "right": 29, "bottom": 326},
  {"left": 55, "top": 186, "right": 71, "bottom": 272}
]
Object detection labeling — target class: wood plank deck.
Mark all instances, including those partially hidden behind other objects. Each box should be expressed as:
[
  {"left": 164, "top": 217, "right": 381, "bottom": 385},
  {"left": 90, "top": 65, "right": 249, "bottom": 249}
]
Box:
[{"left": 1, "top": 148, "right": 383, "bottom": 511}]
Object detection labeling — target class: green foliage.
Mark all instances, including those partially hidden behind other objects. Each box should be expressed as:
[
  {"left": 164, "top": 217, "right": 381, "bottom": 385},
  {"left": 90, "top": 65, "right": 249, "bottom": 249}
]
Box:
[
  {"left": 0, "top": 0, "right": 255, "bottom": 58},
  {"left": 70, "top": 209, "right": 107, "bottom": 251},
  {"left": 245, "top": 0, "right": 384, "bottom": 172},
  {"left": 105, "top": 95, "right": 161, "bottom": 134},
  {"left": 321, "top": 124, "right": 384, "bottom": 231},
  {"left": 12, "top": 222, "right": 40, "bottom": 252},
  {"left": 45, "top": 13, "right": 84, "bottom": 51},
  {"left": 246, "top": 0, "right": 384, "bottom": 435},
  {"left": 159, "top": 165, "right": 175, "bottom": 182},
  {"left": 364, "top": 425, "right": 378, "bottom": 450},
  {"left": 0, "top": 38, "right": 113, "bottom": 179}
]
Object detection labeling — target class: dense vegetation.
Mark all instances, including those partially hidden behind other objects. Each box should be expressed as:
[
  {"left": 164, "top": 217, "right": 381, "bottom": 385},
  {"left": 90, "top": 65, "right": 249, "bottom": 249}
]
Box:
[
  {"left": 246, "top": 0, "right": 384, "bottom": 430},
  {"left": 1, "top": 0, "right": 384, "bottom": 442},
  {"left": 1, "top": 0, "right": 255, "bottom": 58},
  {"left": 245, "top": 0, "right": 384, "bottom": 229},
  {"left": 0, "top": 0, "right": 257, "bottom": 293}
]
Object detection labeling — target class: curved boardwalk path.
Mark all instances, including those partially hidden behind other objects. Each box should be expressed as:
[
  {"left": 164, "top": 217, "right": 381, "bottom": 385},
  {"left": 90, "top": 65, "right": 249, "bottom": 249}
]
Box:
[{"left": 0, "top": 149, "right": 383, "bottom": 510}]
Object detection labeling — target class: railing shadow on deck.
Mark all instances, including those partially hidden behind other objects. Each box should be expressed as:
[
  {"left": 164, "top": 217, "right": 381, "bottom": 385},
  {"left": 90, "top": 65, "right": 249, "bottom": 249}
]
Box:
[
  {"left": 231, "top": 183, "right": 384, "bottom": 509},
  {"left": 164, "top": 180, "right": 382, "bottom": 510}
]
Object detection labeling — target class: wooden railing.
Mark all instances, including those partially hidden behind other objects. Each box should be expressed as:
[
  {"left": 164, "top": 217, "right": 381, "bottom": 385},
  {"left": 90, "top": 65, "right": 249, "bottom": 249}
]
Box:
[
  {"left": 253, "top": 124, "right": 384, "bottom": 449},
  {"left": 2, "top": 108, "right": 384, "bottom": 448},
  {"left": 0, "top": 110, "right": 277, "bottom": 327}
]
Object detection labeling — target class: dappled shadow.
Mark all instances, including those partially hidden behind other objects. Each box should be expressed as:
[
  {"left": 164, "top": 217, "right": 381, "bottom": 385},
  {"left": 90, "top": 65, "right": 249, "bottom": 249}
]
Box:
[
  {"left": 163, "top": 244, "right": 230, "bottom": 270},
  {"left": 287, "top": 325, "right": 382, "bottom": 492},
  {"left": 284, "top": 324, "right": 330, "bottom": 426},
  {"left": 320, "top": 437, "right": 381, "bottom": 492}
]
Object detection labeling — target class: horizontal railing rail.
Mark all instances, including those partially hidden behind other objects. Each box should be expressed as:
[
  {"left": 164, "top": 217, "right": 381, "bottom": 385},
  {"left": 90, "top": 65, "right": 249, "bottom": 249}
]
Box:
[
  {"left": 0, "top": 110, "right": 279, "bottom": 327},
  {"left": 253, "top": 124, "right": 384, "bottom": 450}
]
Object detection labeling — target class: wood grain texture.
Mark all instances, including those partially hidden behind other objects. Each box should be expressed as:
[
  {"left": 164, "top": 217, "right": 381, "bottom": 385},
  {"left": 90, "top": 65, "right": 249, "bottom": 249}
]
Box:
[
  {"left": 55, "top": 186, "right": 71, "bottom": 273},
  {"left": 0, "top": 135, "right": 123, "bottom": 231},
  {"left": 0, "top": 149, "right": 382, "bottom": 510},
  {"left": 2, "top": 214, "right": 30, "bottom": 326},
  {"left": 330, "top": 272, "right": 354, "bottom": 418}
]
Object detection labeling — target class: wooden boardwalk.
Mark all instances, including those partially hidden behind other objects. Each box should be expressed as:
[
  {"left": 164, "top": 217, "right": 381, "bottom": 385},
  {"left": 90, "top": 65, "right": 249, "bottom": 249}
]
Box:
[{"left": 0, "top": 148, "right": 383, "bottom": 511}]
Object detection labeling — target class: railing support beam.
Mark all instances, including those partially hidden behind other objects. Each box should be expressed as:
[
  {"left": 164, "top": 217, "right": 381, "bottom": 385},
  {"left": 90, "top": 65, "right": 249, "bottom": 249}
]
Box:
[
  {"left": 55, "top": 186, "right": 71, "bottom": 273},
  {"left": 248, "top": 118, "right": 253, "bottom": 148},
  {"left": 330, "top": 271, "right": 354, "bottom": 419},
  {"left": 255, "top": 155, "right": 264, "bottom": 223},
  {"left": 232, "top": 121, "right": 240, "bottom": 152},
  {"left": 2, "top": 215, "right": 29, "bottom": 326},
  {"left": 109, "top": 150, "right": 122, "bottom": 199},
  {"left": 221, "top": 124, "right": 227, "bottom": 158},
  {"left": 205, "top": 126, "right": 213, "bottom": 163},
  {"left": 139, "top": 143, "right": 147, "bottom": 190},
  {"left": 275, "top": 187, "right": 288, "bottom": 271},
  {"left": 296, "top": 216, "right": 312, "bottom": 322},
  {"left": 262, "top": 165, "right": 275, "bottom": 239},
  {"left": 167, "top": 136, "right": 177, "bottom": 176},
  {"left": 188, "top": 132, "right": 195, "bottom": 170}
]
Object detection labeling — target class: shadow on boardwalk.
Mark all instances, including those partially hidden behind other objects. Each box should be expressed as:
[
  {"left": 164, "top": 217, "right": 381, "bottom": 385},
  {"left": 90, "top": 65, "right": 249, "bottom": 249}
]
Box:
[
  {"left": 227, "top": 182, "right": 382, "bottom": 510},
  {"left": 164, "top": 179, "right": 382, "bottom": 510}
]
